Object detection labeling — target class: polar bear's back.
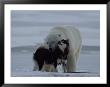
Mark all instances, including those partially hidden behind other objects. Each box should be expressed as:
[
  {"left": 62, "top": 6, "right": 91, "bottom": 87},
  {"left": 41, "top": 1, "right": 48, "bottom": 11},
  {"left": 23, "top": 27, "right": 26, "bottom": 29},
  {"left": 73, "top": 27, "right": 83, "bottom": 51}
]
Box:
[{"left": 65, "top": 26, "right": 82, "bottom": 51}]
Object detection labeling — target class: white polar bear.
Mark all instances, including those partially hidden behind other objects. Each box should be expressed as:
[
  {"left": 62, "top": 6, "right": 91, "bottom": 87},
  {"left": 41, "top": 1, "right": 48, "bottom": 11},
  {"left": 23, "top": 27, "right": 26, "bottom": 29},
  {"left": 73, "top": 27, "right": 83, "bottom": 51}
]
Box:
[{"left": 45, "top": 26, "right": 82, "bottom": 72}]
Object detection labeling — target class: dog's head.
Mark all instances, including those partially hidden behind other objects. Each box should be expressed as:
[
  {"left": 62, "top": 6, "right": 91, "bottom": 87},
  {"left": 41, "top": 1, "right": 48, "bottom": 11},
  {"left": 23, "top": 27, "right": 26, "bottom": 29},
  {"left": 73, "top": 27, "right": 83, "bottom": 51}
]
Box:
[
  {"left": 57, "top": 39, "right": 69, "bottom": 54},
  {"left": 45, "top": 34, "right": 69, "bottom": 52}
]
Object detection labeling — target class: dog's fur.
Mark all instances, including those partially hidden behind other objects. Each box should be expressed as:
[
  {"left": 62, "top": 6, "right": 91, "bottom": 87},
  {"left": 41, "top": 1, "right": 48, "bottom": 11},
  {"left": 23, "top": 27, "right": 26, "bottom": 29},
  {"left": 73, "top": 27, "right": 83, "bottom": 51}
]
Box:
[
  {"left": 33, "top": 47, "right": 55, "bottom": 71},
  {"left": 33, "top": 39, "right": 69, "bottom": 72},
  {"left": 53, "top": 39, "right": 69, "bottom": 72}
]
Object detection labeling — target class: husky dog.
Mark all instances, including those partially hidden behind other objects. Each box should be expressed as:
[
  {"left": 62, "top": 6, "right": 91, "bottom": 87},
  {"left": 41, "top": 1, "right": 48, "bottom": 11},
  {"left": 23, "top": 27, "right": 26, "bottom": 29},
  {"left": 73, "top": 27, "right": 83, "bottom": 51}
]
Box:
[{"left": 33, "top": 39, "right": 69, "bottom": 72}]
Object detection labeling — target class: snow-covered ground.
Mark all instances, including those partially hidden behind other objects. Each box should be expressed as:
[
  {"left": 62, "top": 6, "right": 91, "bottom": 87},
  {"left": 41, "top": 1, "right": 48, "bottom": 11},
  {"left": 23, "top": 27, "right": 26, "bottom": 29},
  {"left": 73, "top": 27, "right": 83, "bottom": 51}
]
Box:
[
  {"left": 11, "top": 10, "right": 100, "bottom": 77},
  {"left": 11, "top": 45, "right": 100, "bottom": 77}
]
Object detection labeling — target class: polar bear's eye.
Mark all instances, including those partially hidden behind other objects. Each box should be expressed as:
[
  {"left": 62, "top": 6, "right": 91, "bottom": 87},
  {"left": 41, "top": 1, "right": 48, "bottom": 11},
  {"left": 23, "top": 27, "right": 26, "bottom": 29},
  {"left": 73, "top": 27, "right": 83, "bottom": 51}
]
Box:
[{"left": 58, "top": 34, "right": 61, "bottom": 37}]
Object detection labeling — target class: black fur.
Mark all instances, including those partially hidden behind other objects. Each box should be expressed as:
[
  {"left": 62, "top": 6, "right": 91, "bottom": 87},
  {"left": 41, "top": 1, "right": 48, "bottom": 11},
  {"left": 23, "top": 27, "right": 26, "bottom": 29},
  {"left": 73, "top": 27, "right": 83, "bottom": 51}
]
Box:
[
  {"left": 33, "top": 47, "right": 54, "bottom": 70},
  {"left": 33, "top": 39, "right": 69, "bottom": 71},
  {"left": 52, "top": 39, "right": 69, "bottom": 68}
]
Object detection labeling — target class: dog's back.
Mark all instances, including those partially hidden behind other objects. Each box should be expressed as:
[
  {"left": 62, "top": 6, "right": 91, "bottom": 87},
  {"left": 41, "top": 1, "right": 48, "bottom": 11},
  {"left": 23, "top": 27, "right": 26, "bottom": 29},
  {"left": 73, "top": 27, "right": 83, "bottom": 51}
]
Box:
[{"left": 33, "top": 47, "right": 54, "bottom": 71}]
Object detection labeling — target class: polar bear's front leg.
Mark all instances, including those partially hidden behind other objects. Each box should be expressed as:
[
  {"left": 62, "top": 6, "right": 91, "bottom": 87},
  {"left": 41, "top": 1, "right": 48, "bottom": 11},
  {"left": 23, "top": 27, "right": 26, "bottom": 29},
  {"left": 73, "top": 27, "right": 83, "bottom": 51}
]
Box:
[{"left": 67, "top": 54, "right": 77, "bottom": 72}]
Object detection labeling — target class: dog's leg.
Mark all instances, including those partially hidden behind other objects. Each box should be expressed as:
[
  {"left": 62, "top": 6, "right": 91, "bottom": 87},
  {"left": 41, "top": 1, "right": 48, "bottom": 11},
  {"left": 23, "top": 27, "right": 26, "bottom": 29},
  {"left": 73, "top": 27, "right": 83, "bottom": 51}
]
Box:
[
  {"left": 62, "top": 59, "right": 67, "bottom": 72},
  {"left": 41, "top": 61, "right": 55, "bottom": 72},
  {"left": 56, "top": 59, "right": 64, "bottom": 73}
]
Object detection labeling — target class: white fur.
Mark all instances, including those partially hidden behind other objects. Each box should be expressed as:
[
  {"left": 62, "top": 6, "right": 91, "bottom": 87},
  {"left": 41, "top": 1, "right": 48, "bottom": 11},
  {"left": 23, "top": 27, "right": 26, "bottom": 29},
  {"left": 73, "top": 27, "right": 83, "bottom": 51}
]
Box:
[
  {"left": 56, "top": 63, "right": 64, "bottom": 73},
  {"left": 45, "top": 26, "right": 82, "bottom": 72}
]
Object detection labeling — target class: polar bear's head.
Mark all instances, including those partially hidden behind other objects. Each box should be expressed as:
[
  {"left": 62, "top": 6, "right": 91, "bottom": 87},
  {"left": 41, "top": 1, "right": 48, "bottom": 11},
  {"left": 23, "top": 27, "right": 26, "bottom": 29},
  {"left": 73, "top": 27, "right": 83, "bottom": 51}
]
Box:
[
  {"left": 45, "top": 33, "right": 69, "bottom": 56},
  {"left": 45, "top": 34, "right": 65, "bottom": 51}
]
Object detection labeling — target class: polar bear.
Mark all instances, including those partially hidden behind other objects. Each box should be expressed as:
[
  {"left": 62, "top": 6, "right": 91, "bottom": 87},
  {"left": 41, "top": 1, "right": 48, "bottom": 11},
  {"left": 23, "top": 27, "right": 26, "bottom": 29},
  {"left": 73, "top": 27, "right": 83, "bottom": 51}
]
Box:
[{"left": 45, "top": 26, "right": 82, "bottom": 72}]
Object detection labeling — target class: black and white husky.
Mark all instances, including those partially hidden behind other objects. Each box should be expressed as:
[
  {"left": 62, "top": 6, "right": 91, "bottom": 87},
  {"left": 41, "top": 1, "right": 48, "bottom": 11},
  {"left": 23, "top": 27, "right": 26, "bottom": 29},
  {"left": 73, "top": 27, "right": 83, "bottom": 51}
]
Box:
[
  {"left": 53, "top": 39, "right": 69, "bottom": 73},
  {"left": 33, "top": 39, "right": 69, "bottom": 73}
]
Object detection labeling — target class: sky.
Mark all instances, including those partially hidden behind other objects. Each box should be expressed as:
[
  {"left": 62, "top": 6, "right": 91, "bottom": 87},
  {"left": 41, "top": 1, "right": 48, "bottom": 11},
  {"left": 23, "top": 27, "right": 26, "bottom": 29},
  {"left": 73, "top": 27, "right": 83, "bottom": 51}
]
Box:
[{"left": 11, "top": 10, "right": 100, "bottom": 47}]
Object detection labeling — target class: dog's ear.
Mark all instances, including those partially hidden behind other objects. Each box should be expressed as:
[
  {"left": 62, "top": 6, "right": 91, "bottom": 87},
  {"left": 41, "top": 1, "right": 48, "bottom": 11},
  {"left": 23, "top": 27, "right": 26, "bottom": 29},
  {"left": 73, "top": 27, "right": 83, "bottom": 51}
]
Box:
[
  {"left": 64, "top": 39, "right": 69, "bottom": 46},
  {"left": 65, "top": 39, "right": 68, "bottom": 42},
  {"left": 66, "top": 39, "right": 69, "bottom": 43},
  {"left": 61, "top": 39, "right": 69, "bottom": 44}
]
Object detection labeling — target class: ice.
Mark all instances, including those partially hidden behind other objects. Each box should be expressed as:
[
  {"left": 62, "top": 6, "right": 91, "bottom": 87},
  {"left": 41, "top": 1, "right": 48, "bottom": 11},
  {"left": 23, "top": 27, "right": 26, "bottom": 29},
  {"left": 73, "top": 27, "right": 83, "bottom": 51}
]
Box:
[{"left": 11, "top": 45, "right": 100, "bottom": 77}]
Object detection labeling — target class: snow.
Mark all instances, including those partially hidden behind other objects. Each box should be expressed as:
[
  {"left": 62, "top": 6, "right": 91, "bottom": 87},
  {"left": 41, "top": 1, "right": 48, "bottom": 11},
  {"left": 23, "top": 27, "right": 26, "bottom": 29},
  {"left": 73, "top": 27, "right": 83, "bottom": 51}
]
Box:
[
  {"left": 11, "top": 45, "right": 100, "bottom": 77},
  {"left": 12, "top": 71, "right": 99, "bottom": 77}
]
